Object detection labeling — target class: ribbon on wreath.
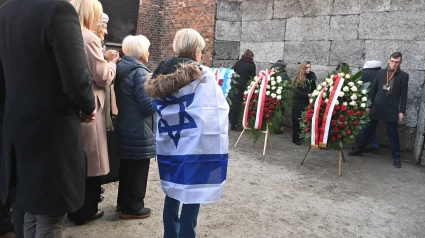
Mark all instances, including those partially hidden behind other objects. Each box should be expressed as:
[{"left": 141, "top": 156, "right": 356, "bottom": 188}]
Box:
[
  {"left": 242, "top": 69, "right": 276, "bottom": 130},
  {"left": 311, "top": 75, "right": 345, "bottom": 148},
  {"left": 211, "top": 68, "right": 233, "bottom": 97}
]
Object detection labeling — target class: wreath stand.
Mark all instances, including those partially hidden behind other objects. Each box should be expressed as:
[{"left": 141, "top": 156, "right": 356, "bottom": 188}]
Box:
[
  {"left": 234, "top": 124, "right": 271, "bottom": 155},
  {"left": 300, "top": 147, "right": 346, "bottom": 176}
]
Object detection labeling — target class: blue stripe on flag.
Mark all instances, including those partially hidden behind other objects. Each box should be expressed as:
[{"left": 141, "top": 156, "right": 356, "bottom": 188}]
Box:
[{"left": 157, "top": 154, "right": 228, "bottom": 185}]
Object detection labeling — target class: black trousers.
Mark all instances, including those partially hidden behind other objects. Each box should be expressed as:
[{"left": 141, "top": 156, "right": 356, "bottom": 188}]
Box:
[
  {"left": 0, "top": 198, "right": 12, "bottom": 235},
  {"left": 117, "top": 159, "right": 150, "bottom": 213},
  {"left": 67, "top": 176, "right": 101, "bottom": 222}
]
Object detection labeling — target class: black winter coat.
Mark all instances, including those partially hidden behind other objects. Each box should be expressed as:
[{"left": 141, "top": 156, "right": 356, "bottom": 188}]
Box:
[
  {"left": 115, "top": 56, "right": 156, "bottom": 160},
  {"left": 369, "top": 69, "right": 409, "bottom": 123},
  {"left": 292, "top": 72, "right": 317, "bottom": 121},
  {"left": 0, "top": 0, "right": 95, "bottom": 214},
  {"left": 232, "top": 58, "right": 256, "bottom": 97},
  {"left": 361, "top": 67, "right": 381, "bottom": 84}
]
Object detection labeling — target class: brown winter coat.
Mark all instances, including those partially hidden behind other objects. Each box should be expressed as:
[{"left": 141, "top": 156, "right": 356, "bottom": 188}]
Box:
[{"left": 81, "top": 29, "right": 116, "bottom": 176}]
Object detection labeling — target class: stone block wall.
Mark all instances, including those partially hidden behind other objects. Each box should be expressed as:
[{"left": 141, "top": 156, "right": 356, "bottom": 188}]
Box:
[{"left": 213, "top": 0, "right": 425, "bottom": 162}]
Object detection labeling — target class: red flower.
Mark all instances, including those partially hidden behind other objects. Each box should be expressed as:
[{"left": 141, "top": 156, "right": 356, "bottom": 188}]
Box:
[
  {"left": 269, "top": 110, "right": 274, "bottom": 114},
  {"left": 338, "top": 115, "right": 345, "bottom": 122},
  {"left": 347, "top": 129, "right": 352, "bottom": 135},
  {"left": 331, "top": 137, "right": 336, "bottom": 142},
  {"left": 356, "top": 111, "right": 363, "bottom": 116},
  {"left": 303, "top": 119, "right": 308, "bottom": 124},
  {"left": 331, "top": 120, "right": 337, "bottom": 126},
  {"left": 353, "top": 120, "right": 359, "bottom": 126},
  {"left": 307, "top": 109, "right": 314, "bottom": 115},
  {"left": 276, "top": 100, "right": 282, "bottom": 105},
  {"left": 337, "top": 134, "right": 343, "bottom": 140},
  {"left": 218, "top": 79, "right": 223, "bottom": 86},
  {"left": 306, "top": 114, "right": 313, "bottom": 120},
  {"left": 332, "top": 110, "right": 337, "bottom": 116},
  {"left": 339, "top": 122, "right": 346, "bottom": 128},
  {"left": 305, "top": 128, "right": 310, "bottom": 133},
  {"left": 264, "top": 108, "right": 269, "bottom": 113},
  {"left": 270, "top": 98, "right": 275, "bottom": 103},
  {"left": 243, "top": 95, "right": 248, "bottom": 99},
  {"left": 264, "top": 102, "right": 269, "bottom": 107},
  {"left": 253, "top": 94, "right": 258, "bottom": 99},
  {"left": 334, "top": 105, "right": 340, "bottom": 111},
  {"left": 333, "top": 127, "right": 339, "bottom": 133},
  {"left": 270, "top": 104, "right": 275, "bottom": 109},
  {"left": 341, "top": 105, "right": 347, "bottom": 111},
  {"left": 348, "top": 110, "right": 355, "bottom": 116},
  {"left": 266, "top": 114, "right": 270, "bottom": 119}
]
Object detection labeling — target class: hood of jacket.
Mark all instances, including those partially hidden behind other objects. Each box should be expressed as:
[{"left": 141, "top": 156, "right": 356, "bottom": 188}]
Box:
[
  {"left": 145, "top": 57, "right": 202, "bottom": 98},
  {"left": 116, "top": 55, "right": 149, "bottom": 83}
]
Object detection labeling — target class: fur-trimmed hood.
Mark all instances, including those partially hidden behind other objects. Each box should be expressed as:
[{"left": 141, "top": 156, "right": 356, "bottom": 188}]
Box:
[{"left": 145, "top": 57, "right": 202, "bottom": 98}]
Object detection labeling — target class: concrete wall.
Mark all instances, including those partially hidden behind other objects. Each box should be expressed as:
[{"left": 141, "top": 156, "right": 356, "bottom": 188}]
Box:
[{"left": 214, "top": 0, "right": 425, "bottom": 162}]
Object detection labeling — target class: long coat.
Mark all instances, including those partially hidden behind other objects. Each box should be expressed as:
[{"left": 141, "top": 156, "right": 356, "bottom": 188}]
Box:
[
  {"left": 81, "top": 29, "right": 116, "bottom": 177},
  {"left": 0, "top": 0, "right": 95, "bottom": 215},
  {"left": 369, "top": 69, "right": 409, "bottom": 123},
  {"left": 115, "top": 56, "right": 156, "bottom": 160},
  {"left": 292, "top": 72, "right": 317, "bottom": 122}
]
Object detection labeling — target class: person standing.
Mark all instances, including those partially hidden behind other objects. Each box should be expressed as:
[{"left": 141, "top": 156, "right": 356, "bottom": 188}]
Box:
[
  {"left": 230, "top": 49, "right": 256, "bottom": 131},
  {"left": 291, "top": 61, "right": 317, "bottom": 145},
  {"left": 68, "top": 0, "right": 119, "bottom": 225},
  {"left": 349, "top": 52, "right": 409, "bottom": 168},
  {"left": 357, "top": 60, "right": 382, "bottom": 152},
  {"left": 145, "top": 28, "right": 229, "bottom": 238},
  {"left": 115, "top": 35, "right": 155, "bottom": 219},
  {"left": 0, "top": 0, "right": 96, "bottom": 237}
]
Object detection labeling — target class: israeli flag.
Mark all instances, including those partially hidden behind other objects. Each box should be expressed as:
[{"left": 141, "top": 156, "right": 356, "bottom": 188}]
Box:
[{"left": 152, "top": 65, "right": 229, "bottom": 204}]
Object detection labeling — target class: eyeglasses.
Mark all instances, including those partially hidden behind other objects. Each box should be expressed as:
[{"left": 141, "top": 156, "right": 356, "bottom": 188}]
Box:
[{"left": 389, "top": 60, "right": 402, "bottom": 64}]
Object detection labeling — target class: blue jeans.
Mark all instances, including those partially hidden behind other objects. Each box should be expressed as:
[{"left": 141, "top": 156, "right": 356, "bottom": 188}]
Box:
[
  {"left": 357, "top": 120, "right": 400, "bottom": 158},
  {"left": 163, "top": 196, "right": 200, "bottom": 238},
  {"left": 359, "top": 126, "right": 379, "bottom": 149}
]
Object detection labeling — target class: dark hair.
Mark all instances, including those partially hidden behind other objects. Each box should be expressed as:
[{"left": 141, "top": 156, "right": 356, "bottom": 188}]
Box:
[
  {"left": 242, "top": 49, "right": 254, "bottom": 59},
  {"left": 390, "top": 52, "right": 402, "bottom": 60},
  {"left": 336, "top": 62, "right": 349, "bottom": 70},
  {"left": 270, "top": 60, "right": 286, "bottom": 70}
]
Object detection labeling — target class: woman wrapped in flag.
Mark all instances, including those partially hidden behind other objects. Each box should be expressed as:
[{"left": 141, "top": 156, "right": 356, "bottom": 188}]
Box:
[{"left": 145, "top": 28, "right": 229, "bottom": 238}]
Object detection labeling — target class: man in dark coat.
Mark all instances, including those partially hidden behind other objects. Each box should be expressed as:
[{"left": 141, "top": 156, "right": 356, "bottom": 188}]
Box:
[
  {"left": 349, "top": 52, "right": 409, "bottom": 168},
  {"left": 0, "top": 0, "right": 95, "bottom": 236}
]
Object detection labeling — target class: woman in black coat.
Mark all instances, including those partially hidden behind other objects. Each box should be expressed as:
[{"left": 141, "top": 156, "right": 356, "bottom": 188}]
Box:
[
  {"left": 115, "top": 35, "right": 156, "bottom": 219},
  {"left": 292, "top": 61, "right": 317, "bottom": 145},
  {"left": 230, "top": 49, "right": 256, "bottom": 130}
]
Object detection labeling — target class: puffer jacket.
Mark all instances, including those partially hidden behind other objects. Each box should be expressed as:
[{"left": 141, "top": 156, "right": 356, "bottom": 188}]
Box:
[{"left": 114, "top": 55, "right": 156, "bottom": 160}]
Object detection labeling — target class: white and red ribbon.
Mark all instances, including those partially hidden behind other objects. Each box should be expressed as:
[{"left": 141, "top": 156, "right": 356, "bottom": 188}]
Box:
[
  {"left": 311, "top": 86, "right": 327, "bottom": 148},
  {"left": 242, "top": 69, "right": 276, "bottom": 130}
]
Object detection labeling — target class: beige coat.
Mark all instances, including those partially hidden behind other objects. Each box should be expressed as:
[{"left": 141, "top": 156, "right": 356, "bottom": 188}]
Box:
[{"left": 81, "top": 29, "right": 116, "bottom": 177}]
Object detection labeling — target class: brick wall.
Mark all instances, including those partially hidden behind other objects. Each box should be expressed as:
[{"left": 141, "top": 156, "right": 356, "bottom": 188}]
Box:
[{"left": 137, "top": 0, "right": 217, "bottom": 69}]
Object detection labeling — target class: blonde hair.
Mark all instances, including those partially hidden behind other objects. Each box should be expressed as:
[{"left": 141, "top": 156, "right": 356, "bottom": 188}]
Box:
[
  {"left": 173, "top": 28, "right": 206, "bottom": 58},
  {"left": 122, "top": 35, "right": 151, "bottom": 59},
  {"left": 71, "top": 0, "right": 103, "bottom": 32},
  {"left": 292, "top": 61, "right": 310, "bottom": 88}
]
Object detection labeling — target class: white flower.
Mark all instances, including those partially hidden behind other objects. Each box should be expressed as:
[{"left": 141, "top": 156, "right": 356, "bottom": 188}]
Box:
[
  {"left": 266, "top": 91, "right": 270, "bottom": 96},
  {"left": 343, "top": 102, "right": 348, "bottom": 106},
  {"left": 271, "top": 81, "right": 276, "bottom": 86},
  {"left": 271, "top": 93, "right": 277, "bottom": 98},
  {"left": 345, "top": 74, "right": 351, "bottom": 79},
  {"left": 343, "top": 86, "right": 349, "bottom": 92},
  {"left": 330, "top": 74, "right": 335, "bottom": 79},
  {"left": 339, "top": 91, "right": 344, "bottom": 97},
  {"left": 271, "top": 77, "right": 275, "bottom": 81},
  {"left": 339, "top": 73, "right": 345, "bottom": 77},
  {"left": 357, "top": 80, "right": 363, "bottom": 85},
  {"left": 325, "top": 99, "right": 329, "bottom": 103},
  {"left": 277, "top": 95, "right": 282, "bottom": 100},
  {"left": 312, "top": 90, "right": 319, "bottom": 97},
  {"left": 278, "top": 86, "right": 283, "bottom": 90},
  {"left": 309, "top": 98, "right": 313, "bottom": 103},
  {"left": 267, "top": 85, "right": 270, "bottom": 89},
  {"left": 317, "top": 85, "right": 322, "bottom": 91},
  {"left": 329, "top": 81, "right": 334, "bottom": 86},
  {"left": 321, "top": 82, "right": 327, "bottom": 87},
  {"left": 330, "top": 86, "right": 334, "bottom": 92},
  {"left": 255, "top": 90, "right": 259, "bottom": 93},
  {"left": 251, "top": 81, "right": 255, "bottom": 86},
  {"left": 276, "top": 89, "right": 282, "bottom": 94},
  {"left": 350, "top": 94, "right": 357, "bottom": 100},
  {"left": 349, "top": 101, "right": 357, "bottom": 106},
  {"left": 361, "top": 103, "right": 366, "bottom": 108},
  {"left": 335, "top": 100, "right": 340, "bottom": 105},
  {"left": 322, "top": 92, "right": 327, "bottom": 98},
  {"left": 362, "top": 97, "right": 367, "bottom": 102},
  {"left": 247, "top": 86, "right": 251, "bottom": 90},
  {"left": 348, "top": 82, "right": 355, "bottom": 87},
  {"left": 277, "top": 76, "right": 282, "bottom": 83},
  {"left": 351, "top": 86, "right": 358, "bottom": 92},
  {"left": 361, "top": 89, "right": 367, "bottom": 94},
  {"left": 244, "top": 91, "right": 248, "bottom": 95},
  {"left": 326, "top": 78, "right": 332, "bottom": 83},
  {"left": 272, "top": 86, "right": 276, "bottom": 90}
]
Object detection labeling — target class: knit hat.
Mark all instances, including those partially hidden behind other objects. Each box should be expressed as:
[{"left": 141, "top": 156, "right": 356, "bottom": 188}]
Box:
[
  {"left": 363, "top": 60, "right": 382, "bottom": 69},
  {"left": 102, "top": 13, "right": 109, "bottom": 24}
]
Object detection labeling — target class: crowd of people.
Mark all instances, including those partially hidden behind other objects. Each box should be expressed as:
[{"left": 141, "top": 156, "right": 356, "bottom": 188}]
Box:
[{"left": 0, "top": 0, "right": 409, "bottom": 237}]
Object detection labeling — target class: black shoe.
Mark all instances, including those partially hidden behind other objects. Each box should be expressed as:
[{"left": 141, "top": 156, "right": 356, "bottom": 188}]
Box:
[
  {"left": 393, "top": 159, "right": 401, "bottom": 168},
  {"left": 120, "top": 208, "right": 151, "bottom": 219},
  {"left": 231, "top": 125, "right": 237, "bottom": 131},
  {"left": 348, "top": 149, "right": 363, "bottom": 156},
  {"left": 99, "top": 195, "right": 104, "bottom": 203},
  {"left": 365, "top": 147, "right": 379, "bottom": 153},
  {"left": 100, "top": 187, "right": 105, "bottom": 194},
  {"left": 292, "top": 139, "right": 301, "bottom": 145},
  {"left": 74, "top": 209, "right": 104, "bottom": 226}
]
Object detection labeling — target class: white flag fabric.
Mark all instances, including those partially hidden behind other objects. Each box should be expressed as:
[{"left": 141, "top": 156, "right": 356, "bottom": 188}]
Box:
[{"left": 152, "top": 65, "right": 229, "bottom": 204}]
